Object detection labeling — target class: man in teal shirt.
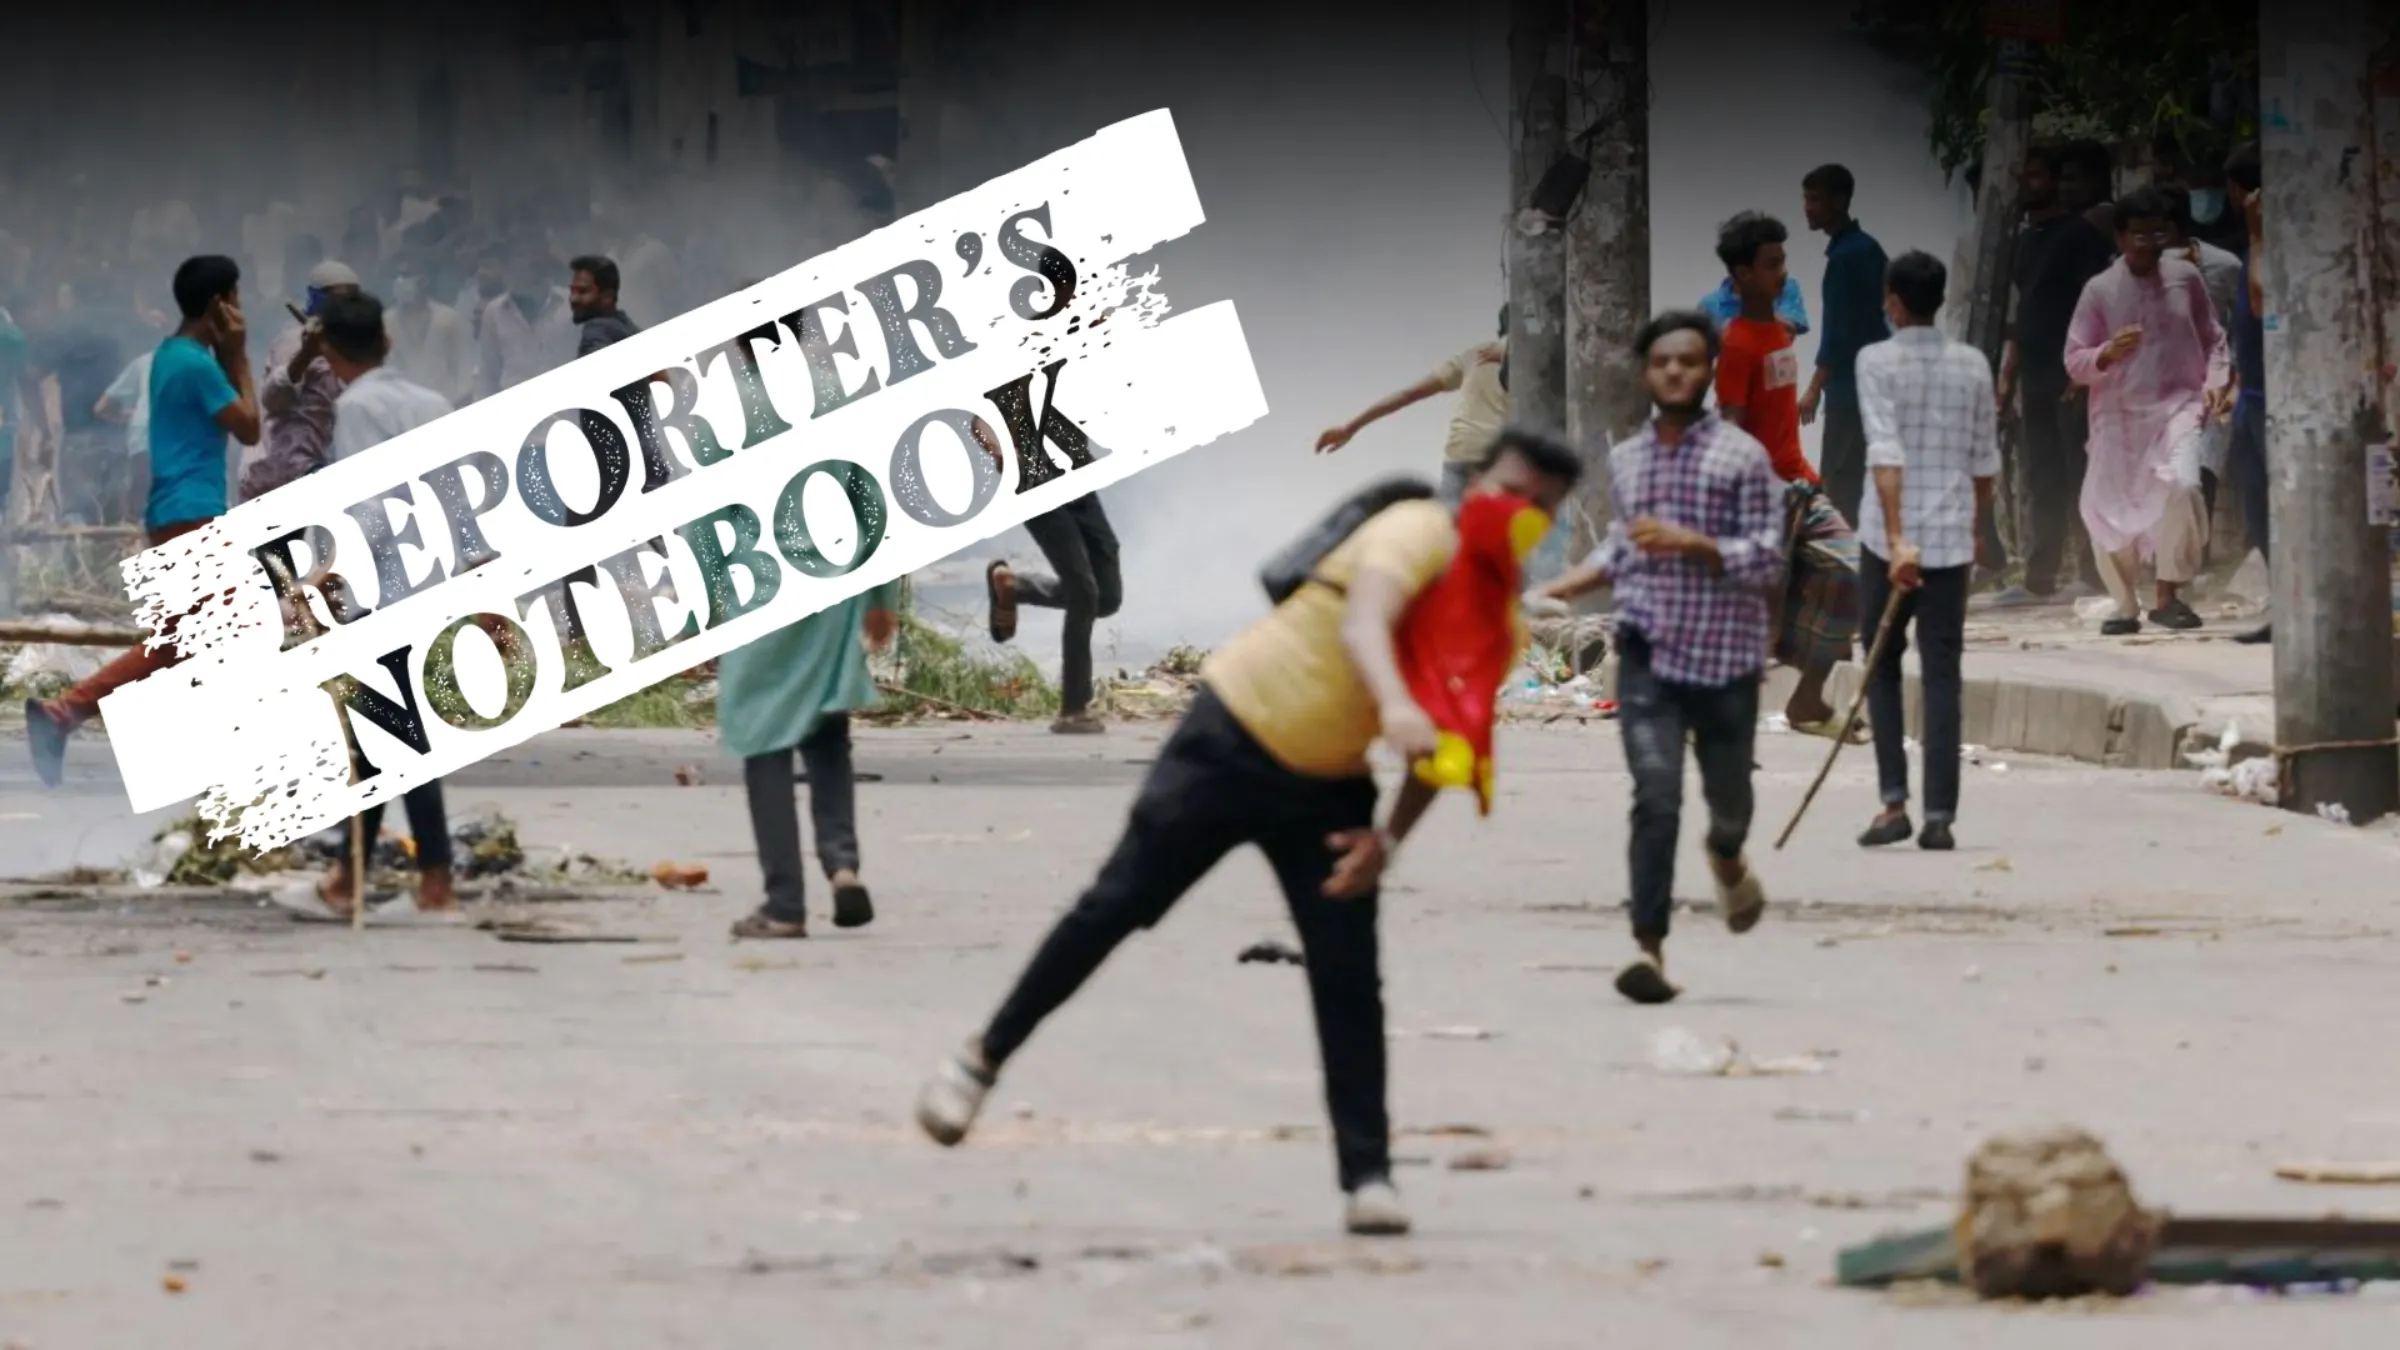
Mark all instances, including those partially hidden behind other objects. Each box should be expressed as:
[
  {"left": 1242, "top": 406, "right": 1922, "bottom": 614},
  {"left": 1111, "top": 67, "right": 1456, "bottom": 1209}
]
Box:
[
  {"left": 26, "top": 256, "right": 262, "bottom": 788},
  {"left": 719, "top": 576, "right": 904, "bottom": 940},
  {"left": 1797, "top": 163, "right": 1891, "bottom": 527}
]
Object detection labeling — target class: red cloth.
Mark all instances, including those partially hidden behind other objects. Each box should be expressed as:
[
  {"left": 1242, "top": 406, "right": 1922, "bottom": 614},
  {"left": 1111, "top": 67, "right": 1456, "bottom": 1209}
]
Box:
[
  {"left": 1716, "top": 315, "right": 1817, "bottom": 484},
  {"left": 1393, "top": 491, "right": 1548, "bottom": 815}
]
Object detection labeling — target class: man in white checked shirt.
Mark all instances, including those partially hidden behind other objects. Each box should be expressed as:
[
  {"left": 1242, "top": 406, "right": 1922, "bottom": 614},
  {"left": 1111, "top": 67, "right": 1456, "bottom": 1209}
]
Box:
[{"left": 1852, "top": 251, "right": 2000, "bottom": 853}]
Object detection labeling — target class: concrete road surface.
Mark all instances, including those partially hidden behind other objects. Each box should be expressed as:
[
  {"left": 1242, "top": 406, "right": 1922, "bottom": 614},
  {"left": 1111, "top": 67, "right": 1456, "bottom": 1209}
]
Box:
[{"left": 4, "top": 718, "right": 2400, "bottom": 1347}]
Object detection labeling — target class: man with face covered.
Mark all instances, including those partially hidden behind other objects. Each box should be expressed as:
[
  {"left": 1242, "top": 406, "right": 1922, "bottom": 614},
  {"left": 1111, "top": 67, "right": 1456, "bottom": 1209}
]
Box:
[
  {"left": 1534, "top": 311, "right": 1786, "bottom": 1006},
  {"left": 918, "top": 429, "right": 1585, "bottom": 1239},
  {"left": 475, "top": 237, "right": 575, "bottom": 400},
  {"left": 241, "top": 259, "right": 358, "bottom": 499}
]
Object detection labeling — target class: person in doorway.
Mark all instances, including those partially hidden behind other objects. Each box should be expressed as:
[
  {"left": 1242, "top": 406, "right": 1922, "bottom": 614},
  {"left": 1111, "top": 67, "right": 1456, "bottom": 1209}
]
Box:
[
  {"left": 243, "top": 259, "right": 359, "bottom": 499},
  {"left": 384, "top": 252, "right": 471, "bottom": 406},
  {"left": 1712, "top": 211, "right": 1855, "bottom": 742},
  {"left": 2066, "top": 186, "right": 2230, "bottom": 636},
  {"left": 568, "top": 254, "right": 641, "bottom": 355},
  {"left": 274, "top": 292, "right": 462, "bottom": 921},
  {"left": 919, "top": 429, "right": 1584, "bottom": 1238},
  {"left": 474, "top": 237, "right": 574, "bottom": 399},
  {"left": 1853, "top": 252, "right": 2000, "bottom": 852},
  {"left": 1533, "top": 312, "right": 1781, "bottom": 1005},
  {"left": 1993, "top": 144, "right": 2115, "bottom": 605},
  {"left": 719, "top": 558, "right": 900, "bottom": 941},
  {"left": 986, "top": 490, "right": 1123, "bottom": 736},
  {"left": 1797, "top": 163, "right": 1891, "bottom": 527},
  {"left": 25, "top": 256, "right": 261, "bottom": 787},
  {"left": 2219, "top": 141, "right": 2271, "bottom": 645}
]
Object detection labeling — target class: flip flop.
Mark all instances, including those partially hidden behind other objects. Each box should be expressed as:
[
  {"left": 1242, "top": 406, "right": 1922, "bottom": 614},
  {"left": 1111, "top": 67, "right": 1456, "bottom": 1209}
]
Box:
[
  {"left": 1614, "top": 956, "right": 1681, "bottom": 1006},
  {"left": 1790, "top": 717, "right": 1870, "bottom": 746},
  {"left": 986, "top": 561, "right": 1017, "bottom": 643}
]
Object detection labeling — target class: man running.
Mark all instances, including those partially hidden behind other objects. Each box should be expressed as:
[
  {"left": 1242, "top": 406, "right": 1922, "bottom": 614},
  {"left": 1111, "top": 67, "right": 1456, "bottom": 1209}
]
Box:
[
  {"left": 1534, "top": 311, "right": 1782, "bottom": 1005},
  {"left": 2066, "top": 187, "right": 2229, "bottom": 635},
  {"left": 25, "top": 257, "right": 261, "bottom": 786},
  {"left": 919, "top": 429, "right": 1585, "bottom": 1238}
]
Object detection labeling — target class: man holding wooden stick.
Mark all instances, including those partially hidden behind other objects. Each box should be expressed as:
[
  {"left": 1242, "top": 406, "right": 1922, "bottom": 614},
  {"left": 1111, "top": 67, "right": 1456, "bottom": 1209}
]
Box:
[
  {"left": 1852, "top": 251, "right": 2001, "bottom": 852},
  {"left": 1533, "top": 312, "right": 1786, "bottom": 1006}
]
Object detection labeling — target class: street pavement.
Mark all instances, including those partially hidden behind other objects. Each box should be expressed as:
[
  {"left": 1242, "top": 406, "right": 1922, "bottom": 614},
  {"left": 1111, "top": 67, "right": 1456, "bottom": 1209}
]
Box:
[{"left": 5, "top": 716, "right": 2400, "bottom": 1346}]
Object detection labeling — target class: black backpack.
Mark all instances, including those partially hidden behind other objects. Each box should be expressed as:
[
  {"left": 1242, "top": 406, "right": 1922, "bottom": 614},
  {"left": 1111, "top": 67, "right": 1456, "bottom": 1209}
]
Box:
[{"left": 1259, "top": 476, "right": 1439, "bottom": 606}]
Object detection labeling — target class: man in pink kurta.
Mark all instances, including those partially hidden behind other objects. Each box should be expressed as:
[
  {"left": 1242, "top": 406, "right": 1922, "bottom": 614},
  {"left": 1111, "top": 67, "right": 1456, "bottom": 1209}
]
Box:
[{"left": 2065, "top": 187, "right": 2231, "bottom": 635}]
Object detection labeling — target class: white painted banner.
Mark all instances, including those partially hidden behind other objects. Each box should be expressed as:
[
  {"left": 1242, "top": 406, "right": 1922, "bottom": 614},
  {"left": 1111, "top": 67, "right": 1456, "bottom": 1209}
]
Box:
[{"left": 100, "top": 109, "right": 1265, "bottom": 850}]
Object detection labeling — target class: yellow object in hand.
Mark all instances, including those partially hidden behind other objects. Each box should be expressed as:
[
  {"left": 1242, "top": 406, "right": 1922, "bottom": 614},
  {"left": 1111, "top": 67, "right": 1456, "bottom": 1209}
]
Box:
[{"left": 1415, "top": 732, "right": 1477, "bottom": 790}]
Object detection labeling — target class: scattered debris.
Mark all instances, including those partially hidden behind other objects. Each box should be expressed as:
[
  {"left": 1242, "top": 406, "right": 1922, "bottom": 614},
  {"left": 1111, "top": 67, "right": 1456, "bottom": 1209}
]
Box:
[
  {"left": 1758, "top": 1250, "right": 1787, "bottom": 1269},
  {"left": 622, "top": 952, "right": 685, "bottom": 966},
  {"left": 1237, "top": 939, "right": 1305, "bottom": 967},
  {"left": 673, "top": 765, "right": 706, "bottom": 787},
  {"left": 1775, "top": 1107, "right": 1870, "bottom": 1125},
  {"left": 1974, "top": 856, "right": 2013, "bottom": 873},
  {"left": 2274, "top": 1161, "right": 2400, "bottom": 1186},
  {"left": 1416, "top": 1026, "right": 1495, "bottom": 1042},
  {"left": 1955, "top": 1126, "right": 2159, "bottom": 1299},
  {"left": 651, "top": 862, "right": 710, "bottom": 890},
  {"left": 1448, "top": 1148, "right": 1513, "bottom": 1172},
  {"left": 1649, "top": 1028, "right": 1827, "bottom": 1078},
  {"left": 472, "top": 963, "right": 539, "bottom": 975},
  {"left": 249, "top": 1150, "right": 282, "bottom": 1164},
  {"left": 1404, "top": 1123, "right": 1492, "bottom": 1139},
  {"left": 161, "top": 1274, "right": 188, "bottom": 1295}
]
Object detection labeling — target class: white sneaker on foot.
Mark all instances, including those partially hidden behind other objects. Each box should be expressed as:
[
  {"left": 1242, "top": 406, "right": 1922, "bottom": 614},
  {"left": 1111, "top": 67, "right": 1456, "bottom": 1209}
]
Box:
[
  {"left": 916, "top": 1044, "right": 995, "bottom": 1147},
  {"left": 1344, "top": 1178, "right": 1411, "bottom": 1236}
]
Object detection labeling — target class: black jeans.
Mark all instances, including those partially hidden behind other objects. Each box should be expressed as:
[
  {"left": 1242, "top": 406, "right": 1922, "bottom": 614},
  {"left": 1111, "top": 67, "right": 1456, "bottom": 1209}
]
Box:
[
  {"left": 1860, "top": 552, "right": 1969, "bottom": 824},
  {"left": 2016, "top": 381, "right": 2100, "bottom": 594},
  {"left": 1615, "top": 627, "right": 1759, "bottom": 945},
  {"left": 355, "top": 782, "right": 453, "bottom": 871},
  {"left": 979, "top": 688, "right": 1390, "bottom": 1191},
  {"left": 1017, "top": 494, "right": 1123, "bottom": 716},
  {"left": 742, "top": 714, "right": 860, "bottom": 923},
  {"left": 1818, "top": 389, "right": 1868, "bottom": 529},
  {"left": 2226, "top": 393, "right": 2268, "bottom": 564}
]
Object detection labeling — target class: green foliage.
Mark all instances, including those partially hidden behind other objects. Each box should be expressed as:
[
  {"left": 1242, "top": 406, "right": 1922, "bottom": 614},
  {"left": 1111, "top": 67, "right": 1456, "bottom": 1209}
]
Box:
[
  {"left": 887, "top": 609, "right": 1059, "bottom": 720},
  {"left": 1851, "top": 0, "right": 2257, "bottom": 182}
]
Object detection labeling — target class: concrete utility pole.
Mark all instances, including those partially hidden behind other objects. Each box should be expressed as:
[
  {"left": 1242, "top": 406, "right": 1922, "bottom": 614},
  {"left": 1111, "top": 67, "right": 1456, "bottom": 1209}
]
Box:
[
  {"left": 2261, "top": 0, "right": 2400, "bottom": 822},
  {"left": 1506, "top": 0, "right": 1570, "bottom": 447},
  {"left": 1562, "top": 0, "right": 1648, "bottom": 575}
]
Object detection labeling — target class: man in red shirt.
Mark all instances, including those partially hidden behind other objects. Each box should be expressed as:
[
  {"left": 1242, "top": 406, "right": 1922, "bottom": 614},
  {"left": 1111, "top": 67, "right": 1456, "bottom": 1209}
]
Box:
[{"left": 1713, "top": 211, "right": 1857, "bottom": 740}]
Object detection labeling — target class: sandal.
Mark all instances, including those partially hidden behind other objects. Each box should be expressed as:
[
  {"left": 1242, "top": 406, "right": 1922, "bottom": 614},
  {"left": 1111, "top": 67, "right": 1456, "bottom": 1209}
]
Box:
[
  {"left": 1790, "top": 717, "right": 1870, "bottom": 746},
  {"left": 986, "top": 561, "right": 1017, "bottom": 643},
  {"left": 730, "top": 910, "right": 808, "bottom": 941},
  {"left": 1614, "top": 955, "right": 1681, "bottom": 1005}
]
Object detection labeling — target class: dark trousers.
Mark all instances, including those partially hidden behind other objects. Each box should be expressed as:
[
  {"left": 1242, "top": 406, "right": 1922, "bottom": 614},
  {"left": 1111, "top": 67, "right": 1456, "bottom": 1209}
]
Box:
[
  {"left": 978, "top": 688, "right": 1390, "bottom": 1191},
  {"left": 2017, "top": 382, "right": 2100, "bottom": 594},
  {"left": 1615, "top": 627, "right": 1759, "bottom": 944},
  {"left": 1818, "top": 390, "right": 1868, "bottom": 529},
  {"left": 2227, "top": 393, "right": 2268, "bottom": 564},
  {"left": 357, "top": 780, "right": 454, "bottom": 871},
  {"left": 742, "top": 714, "right": 860, "bottom": 923},
  {"left": 1017, "top": 494, "right": 1122, "bottom": 716},
  {"left": 1860, "top": 552, "right": 1969, "bottom": 823}
]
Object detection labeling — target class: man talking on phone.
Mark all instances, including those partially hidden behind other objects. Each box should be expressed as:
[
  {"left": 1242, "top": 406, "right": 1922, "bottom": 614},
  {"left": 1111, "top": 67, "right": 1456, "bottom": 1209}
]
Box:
[
  {"left": 26, "top": 255, "right": 262, "bottom": 787},
  {"left": 241, "top": 260, "right": 359, "bottom": 499}
]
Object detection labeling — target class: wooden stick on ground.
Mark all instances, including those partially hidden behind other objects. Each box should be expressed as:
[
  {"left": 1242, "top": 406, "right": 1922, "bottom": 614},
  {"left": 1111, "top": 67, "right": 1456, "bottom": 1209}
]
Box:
[{"left": 1774, "top": 586, "right": 1907, "bottom": 851}]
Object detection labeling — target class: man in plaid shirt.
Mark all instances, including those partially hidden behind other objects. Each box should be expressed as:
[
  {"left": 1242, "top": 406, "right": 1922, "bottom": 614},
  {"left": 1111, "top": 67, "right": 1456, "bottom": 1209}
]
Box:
[
  {"left": 1854, "top": 252, "right": 2001, "bottom": 852},
  {"left": 1536, "top": 311, "right": 1785, "bottom": 1005}
]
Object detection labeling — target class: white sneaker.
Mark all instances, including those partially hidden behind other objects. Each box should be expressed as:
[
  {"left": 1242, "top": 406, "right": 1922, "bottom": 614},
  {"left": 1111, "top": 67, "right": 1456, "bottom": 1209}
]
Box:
[
  {"left": 1344, "top": 1179, "right": 1411, "bottom": 1237},
  {"left": 916, "top": 1044, "right": 995, "bottom": 1147}
]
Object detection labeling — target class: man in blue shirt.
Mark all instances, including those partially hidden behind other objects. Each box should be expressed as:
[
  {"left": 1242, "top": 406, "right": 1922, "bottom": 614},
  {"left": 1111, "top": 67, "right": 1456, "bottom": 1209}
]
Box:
[
  {"left": 25, "top": 256, "right": 262, "bottom": 788},
  {"left": 1796, "top": 164, "right": 1891, "bottom": 527},
  {"left": 1698, "top": 275, "right": 1808, "bottom": 337}
]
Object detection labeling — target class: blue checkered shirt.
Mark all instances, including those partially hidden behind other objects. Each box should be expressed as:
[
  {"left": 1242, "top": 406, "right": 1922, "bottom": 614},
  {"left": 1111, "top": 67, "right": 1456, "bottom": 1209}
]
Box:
[{"left": 1588, "top": 412, "right": 1788, "bottom": 687}]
